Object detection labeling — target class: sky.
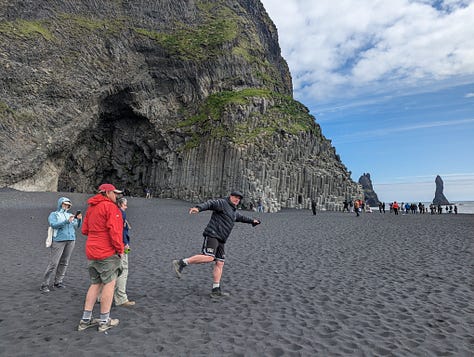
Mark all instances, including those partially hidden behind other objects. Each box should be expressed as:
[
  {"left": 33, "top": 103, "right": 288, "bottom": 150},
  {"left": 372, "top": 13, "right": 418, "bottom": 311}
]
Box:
[{"left": 260, "top": 0, "right": 474, "bottom": 202}]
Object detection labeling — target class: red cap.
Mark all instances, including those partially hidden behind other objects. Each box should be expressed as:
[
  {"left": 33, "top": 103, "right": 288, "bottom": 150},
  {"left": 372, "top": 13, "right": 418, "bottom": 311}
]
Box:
[{"left": 98, "top": 183, "right": 123, "bottom": 193}]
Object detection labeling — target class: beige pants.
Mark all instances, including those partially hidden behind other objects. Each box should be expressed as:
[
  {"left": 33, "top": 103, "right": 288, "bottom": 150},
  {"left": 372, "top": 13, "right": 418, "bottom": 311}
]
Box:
[{"left": 114, "top": 254, "right": 129, "bottom": 305}]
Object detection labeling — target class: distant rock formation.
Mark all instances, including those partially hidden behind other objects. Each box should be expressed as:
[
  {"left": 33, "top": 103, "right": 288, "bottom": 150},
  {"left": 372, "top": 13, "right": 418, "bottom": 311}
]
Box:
[
  {"left": 358, "top": 173, "right": 380, "bottom": 206},
  {"left": 432, "top": 175, "right": 450, "bottom": 205}
]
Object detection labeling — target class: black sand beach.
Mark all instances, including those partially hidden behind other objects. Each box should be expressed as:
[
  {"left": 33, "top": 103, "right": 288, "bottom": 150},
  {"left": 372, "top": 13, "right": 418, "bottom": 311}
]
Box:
[{"left": 0, "top": 191, "right": 473, "bottom": 356}]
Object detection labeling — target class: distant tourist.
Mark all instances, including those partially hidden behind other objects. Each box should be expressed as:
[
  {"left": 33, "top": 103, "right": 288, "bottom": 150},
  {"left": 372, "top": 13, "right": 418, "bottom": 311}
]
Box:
[
  {"left": 257, "top": 198, "right": 264, "bottom": 213},
  {"left": 354, "top": 199, "right": 360, "bottom": 217},
  {"left": 311, "top": 199, "right": 317, "bottom": 215},
  {"left": 343, "top": 200, "right": 350, "bottom": 212},
  {"left": 40, "top": 197, "right": 82, "bottom": 293},
  {"left": 365, "top": 203, "right": 372, "bottom": 213},
  {"left": 172, "top": 191, "right": 261, "bottom": 298},
  {"left": 454, "top": 205, "right": 458, "bottom": 214},
  {"left": 392, "top": 201, "right": 399, "bottom": 215},
  {"left": 114, "top": 197, "right": 135, "bottom": 308},
  {"left": 418, "top": 202, "right": 424, "bottom": 214},
  {"left": 404, "top": 202, "right": 410, "bottom": 214}
]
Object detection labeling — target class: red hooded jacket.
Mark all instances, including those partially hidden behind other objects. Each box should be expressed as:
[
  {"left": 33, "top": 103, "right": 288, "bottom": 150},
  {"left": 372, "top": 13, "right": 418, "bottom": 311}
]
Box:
[{"left": 82, "top": 194, "right": 124, "bottom": 260}]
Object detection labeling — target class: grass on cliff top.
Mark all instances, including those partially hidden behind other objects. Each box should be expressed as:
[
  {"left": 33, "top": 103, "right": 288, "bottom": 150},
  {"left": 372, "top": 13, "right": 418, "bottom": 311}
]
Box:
[
  {"left": 178, "top": 89, "right": 317, "bottom": 150},
  {"left": 0, "top": 19, "right": 54, "bottom": 41},
  {"left": 0, "top": 14, "right": 126, "bottom": 42},
  {"left": 57, "top": 14, "right": 126, "bottom": 35},
  {"left": 134, "top": 1, "right": 239, "bottom": 61}
]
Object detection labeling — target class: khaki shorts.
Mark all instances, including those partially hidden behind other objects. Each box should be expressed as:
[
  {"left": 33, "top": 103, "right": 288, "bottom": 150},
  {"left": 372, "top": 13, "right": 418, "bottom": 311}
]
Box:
[{"left": 88, "top": 255, "right": 123, "bottom": 284}]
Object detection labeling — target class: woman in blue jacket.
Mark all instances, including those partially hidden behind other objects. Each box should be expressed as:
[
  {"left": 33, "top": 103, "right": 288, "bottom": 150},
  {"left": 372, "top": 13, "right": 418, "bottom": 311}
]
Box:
[{"left": 40, "top": 197, "right": 82, "bottom": 293}]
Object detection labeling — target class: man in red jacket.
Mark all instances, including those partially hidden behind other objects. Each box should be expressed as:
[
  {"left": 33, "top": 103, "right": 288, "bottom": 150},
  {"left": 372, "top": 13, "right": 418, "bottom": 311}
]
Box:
[{"left": 77, "top": 183, "right": 124, "bottom": 332}]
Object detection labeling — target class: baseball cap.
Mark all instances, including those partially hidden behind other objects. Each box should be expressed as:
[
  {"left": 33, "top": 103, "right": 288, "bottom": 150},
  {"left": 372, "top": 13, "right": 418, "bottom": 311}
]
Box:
[
  {"left": 98, "top": 183, "right": 123, "bottom": 194},
  {"left": 230, "top": 190, "right": 244, "bottom": 199}
]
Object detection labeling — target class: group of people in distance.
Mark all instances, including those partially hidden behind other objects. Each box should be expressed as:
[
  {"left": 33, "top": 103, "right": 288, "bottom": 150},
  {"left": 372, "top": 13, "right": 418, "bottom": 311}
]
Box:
[
  {"left": 389, "top": 201, "right": 458, "bottom": 215},
  {"left": 40, "top": 184, "right": 261, "bottom": 332},
  {"left": 342, "top": 199, "right": 459, "bottom": 216}
]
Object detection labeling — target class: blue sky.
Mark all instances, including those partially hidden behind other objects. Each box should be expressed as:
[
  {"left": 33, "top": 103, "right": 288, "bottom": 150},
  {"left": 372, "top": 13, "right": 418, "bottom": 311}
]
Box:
[{"left": 260, "top": 0, "right": 474, "bottom": 202}]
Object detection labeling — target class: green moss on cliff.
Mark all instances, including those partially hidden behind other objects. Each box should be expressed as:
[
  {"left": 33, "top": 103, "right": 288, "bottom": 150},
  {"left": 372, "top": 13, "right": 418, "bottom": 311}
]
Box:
[
  {"left": 0, "top": 14, "right": 126, "bottom": 43},
  {"left": 0, "top": 19, "right": 54, "bottom": 41},
  {"left": 0, "top": 101, "right": 35, "bottom": 124},
  {"left": 58, "top": 14, "right": 125, "bottom": 35},
  {"left": 178, "top": 89, "right": 317, "bottom": 149},
  {"left": 0, "top": 102, "right": 14, "bottom": 116},
  {"left": 134, "top": 1, "right": 239, "bottom": 60}
]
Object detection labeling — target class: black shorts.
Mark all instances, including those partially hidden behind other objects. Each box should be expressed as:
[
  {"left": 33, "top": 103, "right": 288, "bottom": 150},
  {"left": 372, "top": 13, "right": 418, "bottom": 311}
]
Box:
[{"left": 201, "top": 236, "right": 225, "bottom": 261}]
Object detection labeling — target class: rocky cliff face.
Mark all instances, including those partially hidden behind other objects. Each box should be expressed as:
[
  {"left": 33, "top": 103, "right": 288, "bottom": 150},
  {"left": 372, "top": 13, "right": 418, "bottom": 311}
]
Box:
[
  {"left": 433, "top": 175, "right": 449, "bottom": 205},
  {"left": 0, "top": 0, "right": 362, "bottom": 211},
  {"left": 358, "top": 173, "right": 379, "bottom": 206}
]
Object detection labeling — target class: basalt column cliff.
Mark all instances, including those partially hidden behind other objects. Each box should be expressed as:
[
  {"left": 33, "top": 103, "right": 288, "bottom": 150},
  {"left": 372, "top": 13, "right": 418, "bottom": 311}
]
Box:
[{"left": 0, "top": 0, "right": 362, "bottom": 211}]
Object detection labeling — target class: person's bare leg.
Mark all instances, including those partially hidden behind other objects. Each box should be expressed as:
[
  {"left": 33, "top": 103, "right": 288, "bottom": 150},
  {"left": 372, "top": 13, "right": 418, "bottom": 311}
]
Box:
[
  {"left": 173, "top": 254, "right": 214, "bottom": 279},
  {"left": 84, "top": 283, "right": 103, "bottom": 311},
  {"left": 210, "top": 261, "right": 229, "bottom": 297},
  {"left": 99, "top": 280, "right": 116, "bottom": 314},
  {"left": 186, "top": 254, "right": 214, "bottom": 264},
  {"left": 213, "top": 260, "right": 224, "bottom": 284}
]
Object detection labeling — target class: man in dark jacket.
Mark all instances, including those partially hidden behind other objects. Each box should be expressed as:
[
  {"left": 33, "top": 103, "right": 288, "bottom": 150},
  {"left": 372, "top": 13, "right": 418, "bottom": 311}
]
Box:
[{"left": 173, "top": 191, "right": 261, "bottom": 298}]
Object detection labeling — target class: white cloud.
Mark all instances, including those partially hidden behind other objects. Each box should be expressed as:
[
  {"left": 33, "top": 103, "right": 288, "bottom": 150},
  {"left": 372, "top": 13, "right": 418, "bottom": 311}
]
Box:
[
  {"left": 261, "top": 0, "right": 474, "bottom": 103},
  {"left": 466, "top": 92, "right": 474, "bottom": 97}
]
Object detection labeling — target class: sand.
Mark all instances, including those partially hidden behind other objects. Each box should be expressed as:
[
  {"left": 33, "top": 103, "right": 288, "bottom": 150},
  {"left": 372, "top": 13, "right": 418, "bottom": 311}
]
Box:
[{"left": 0, "top": 190, "right": 472, "bottom": 356}]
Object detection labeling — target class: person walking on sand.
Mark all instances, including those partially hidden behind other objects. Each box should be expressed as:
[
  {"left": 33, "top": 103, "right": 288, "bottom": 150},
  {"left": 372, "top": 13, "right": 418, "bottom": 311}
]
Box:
[
  {"left": 78, "top": 183, "right": 124, "bottom": 332},
  {"left": 311, "top": 199, "right": 317, "bottom": 215},
  {"left": 172, "top": 191, "right": 261, "bottom": 298},
  {"left": 114, "top": 197, "right": 135, "bottom": 307},
  {"left": 343, "top": 200, "right": 350, "bottom": 212},
  {"left": 393, "top": 201, "right": 399, "bottom": 215},
  {"left": 354, "top": 199, "right": 360, "bottom": 217},
  {"left": 40, "top": 197, "right": 82, "bottom": 293}
]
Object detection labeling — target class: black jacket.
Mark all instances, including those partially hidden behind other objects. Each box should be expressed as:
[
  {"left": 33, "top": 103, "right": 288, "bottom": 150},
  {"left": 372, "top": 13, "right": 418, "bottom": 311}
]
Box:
[{"left": 196, "top": 197, "right": 254, "bottom": 243}]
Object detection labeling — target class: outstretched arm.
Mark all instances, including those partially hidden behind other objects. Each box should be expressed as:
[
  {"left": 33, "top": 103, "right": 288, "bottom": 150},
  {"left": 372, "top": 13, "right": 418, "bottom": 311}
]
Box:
[
  {"left": 190, "top": 199, "right": 223, "bottom": 214},
  {"left": 236, "top": 212, "right": 261, "bottom": 226}
]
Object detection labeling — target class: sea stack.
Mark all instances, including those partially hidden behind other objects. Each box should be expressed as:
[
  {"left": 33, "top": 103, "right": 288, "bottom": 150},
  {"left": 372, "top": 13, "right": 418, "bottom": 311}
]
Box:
[
  {"left": 358, "top": 173, "right": 380, "bottom": 206},
  {"left": 432, "top": 175, "right": 450, "bottom": 205}
]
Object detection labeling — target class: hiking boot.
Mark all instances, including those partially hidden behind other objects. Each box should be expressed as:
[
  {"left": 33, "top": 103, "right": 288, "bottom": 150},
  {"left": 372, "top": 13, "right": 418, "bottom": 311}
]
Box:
[
  {"left": 210, "top": 287, "right": 230, "bottom": 299},
  {"left": 54, "top": 283, "right": 66, "bottom": 289},
  {"left": 172, "top": 259, "right": 186, "bottom": 278},
  {"left": 98, "top": 318, "right": 119, "bottom": 332},
  {"left": 118, "top": 300, "right": 135, "bottom": 307},
  {"left": 40, "top": 285, "right": 50, "bottom": 293},
  {"left": 77, "top": 318, "right": 100, "bottom": 331}
]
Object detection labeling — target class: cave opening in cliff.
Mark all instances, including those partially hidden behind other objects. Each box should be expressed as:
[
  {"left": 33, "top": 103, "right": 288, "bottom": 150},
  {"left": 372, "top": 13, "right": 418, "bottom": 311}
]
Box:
[{"left": 58, "top": 90, "right": 165, "bottom": 195}]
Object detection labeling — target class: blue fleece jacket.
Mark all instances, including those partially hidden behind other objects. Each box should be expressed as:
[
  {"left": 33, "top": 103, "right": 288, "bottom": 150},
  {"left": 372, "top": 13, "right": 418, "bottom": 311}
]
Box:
[{"left": 48, "top": 197, "right": 81, "bottom": 242}]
